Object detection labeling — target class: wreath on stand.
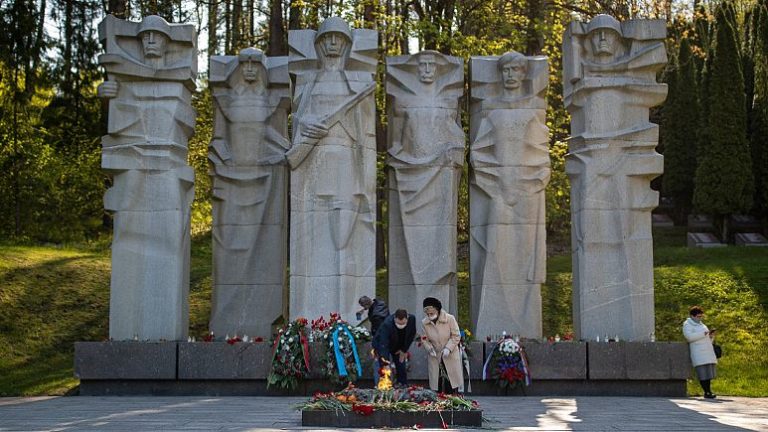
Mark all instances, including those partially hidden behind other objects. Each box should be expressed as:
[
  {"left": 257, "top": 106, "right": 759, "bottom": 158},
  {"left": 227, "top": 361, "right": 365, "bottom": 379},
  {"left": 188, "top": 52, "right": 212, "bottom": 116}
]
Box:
[
  {"left": 317, "top": 312, "right": 371, "bottom": 385},
  {"left": 267, "top": 317, "right": 310, "bottom": 390},
  {"left": 482, "top": 337, "right": 531, "bottom": 392}
]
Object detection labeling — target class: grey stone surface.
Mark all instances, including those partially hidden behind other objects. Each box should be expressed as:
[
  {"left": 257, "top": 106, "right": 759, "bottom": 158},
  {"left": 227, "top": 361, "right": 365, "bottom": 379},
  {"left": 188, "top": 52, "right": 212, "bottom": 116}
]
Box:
[
  {"left": 588, "top": 342, "right": 690, "bottom": 380},
  {"left": 517, "top": 341, "right": 587, "bottom": 379},
  {"left": 652, "top": 213, "right": 675, "bottom": 227},
  {"left": 207, "top": 48, "right": 290, "bottom": 339},
  {"left": 287, "top": 17, "right": 378, "bottom": 322},
  {"left": 687, "top": 232, "right": 726, "bottom": 248},
  {"left": 563, "top": 15, "right": 667, "bottom": 342},
  {"left": 468, "top": 52, "right": 550, "bottom": 340},
  {"left": 6, "top": 396, "right": 768, "bottom": 431},
  {"left": 74, "top": 341, "right": 177, "bottom": 380},
  {"left": 98, "top": 15, "right": 197, "bottom": 341},
  {"left": 177, "top": 342, "right": 272, "bottom": 379},
  {"left": 735, "top": 232, "right": 768, "bottom": 246},
  {"left": 386, "top": 50, "right": 464, "bottom": 317}
]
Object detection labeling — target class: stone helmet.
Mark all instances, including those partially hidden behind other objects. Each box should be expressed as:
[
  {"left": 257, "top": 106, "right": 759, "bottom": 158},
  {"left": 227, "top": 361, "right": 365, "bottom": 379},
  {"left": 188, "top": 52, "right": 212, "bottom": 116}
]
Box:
[
  {"left": 586, "top": 14, "right": 622, "bottom": 36},
  {"left": 238, "top": 47, "right": 264, "bottom": 63},
  {"left": 315, "top": 17, "right": 352, "bottom": 43},
  {"left": 138, "top": 15, "right": 173, "bottom": 38}
]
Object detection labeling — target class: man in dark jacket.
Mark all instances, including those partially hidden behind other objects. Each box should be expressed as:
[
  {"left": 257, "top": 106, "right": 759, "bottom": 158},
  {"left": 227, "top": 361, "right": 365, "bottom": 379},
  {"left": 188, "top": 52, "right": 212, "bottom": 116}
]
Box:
[
  {"left": 372, "top": 309, "right": 417, "bottom": 386},
  {"left": 357, "top": 295, "right": 389, "bottom": 336}
]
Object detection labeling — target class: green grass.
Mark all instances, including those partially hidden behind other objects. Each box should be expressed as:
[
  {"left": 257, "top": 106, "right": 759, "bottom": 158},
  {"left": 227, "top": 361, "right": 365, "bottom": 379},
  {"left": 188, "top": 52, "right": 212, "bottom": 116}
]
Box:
[{"left": 1, "top": 228, "right": 767, "bottom": 396}]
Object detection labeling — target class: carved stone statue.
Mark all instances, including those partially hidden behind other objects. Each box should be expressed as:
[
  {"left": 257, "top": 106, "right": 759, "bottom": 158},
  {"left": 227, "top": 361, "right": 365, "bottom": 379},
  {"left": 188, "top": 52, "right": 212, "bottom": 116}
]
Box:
[
  {"left": 386, "top": 51, "right": 465, "bottom": 316},
  {"left": 287, "top": 17, "right": 378, "bottom": 321},
  {"left": 468, "top": 51, "right": 550, "bottom": 339},
  {"left": 208, "top": 48, "right": 290, "bottom": 339},
  {"left": 97, "top": 15, "right": 197, "bottom": 341},
  {"left": 563, "top": 15, "right": 667, "bottom": 341}
]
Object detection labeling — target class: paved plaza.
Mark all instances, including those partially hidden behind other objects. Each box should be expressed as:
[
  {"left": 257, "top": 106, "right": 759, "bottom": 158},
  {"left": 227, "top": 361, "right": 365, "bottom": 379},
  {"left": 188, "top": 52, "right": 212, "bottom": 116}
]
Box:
[{"left": 1, "top": 396, "right": 767, "bottom": 431}]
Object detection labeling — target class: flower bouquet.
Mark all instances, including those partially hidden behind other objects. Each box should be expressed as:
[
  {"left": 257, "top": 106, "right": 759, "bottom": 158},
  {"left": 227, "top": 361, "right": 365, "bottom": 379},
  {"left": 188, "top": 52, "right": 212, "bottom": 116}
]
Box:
[
  {"left": 267, "top": 317, "right": 310, "bottom": 390},
  {"left": 318, "top": 312, "right": 368, "bottom": 385},
  {"left": 482, "top": 337, "right": 531, "bottom": 390},
  {"left": 297, "top": 384, "right": 482, "bottom": 427}
]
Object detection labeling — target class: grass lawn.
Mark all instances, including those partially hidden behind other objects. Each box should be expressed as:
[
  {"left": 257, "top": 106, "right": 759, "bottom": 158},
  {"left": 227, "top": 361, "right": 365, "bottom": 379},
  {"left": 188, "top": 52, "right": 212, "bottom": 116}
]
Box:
[{"left": 1, "top": 227, "right": 766, "bottom": 396}]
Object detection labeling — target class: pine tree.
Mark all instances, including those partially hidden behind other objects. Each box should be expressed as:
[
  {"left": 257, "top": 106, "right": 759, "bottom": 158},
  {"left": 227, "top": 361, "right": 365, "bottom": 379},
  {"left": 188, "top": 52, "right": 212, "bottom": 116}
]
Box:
[
  {"left": 662, "top": 36, "right": 700, "bottom": 221},
  {"left": 693, "top": 1, "right": 754, "bottom": 238},
  {"left": 750, "top": 0, "right": 768, "bottom": 217}
]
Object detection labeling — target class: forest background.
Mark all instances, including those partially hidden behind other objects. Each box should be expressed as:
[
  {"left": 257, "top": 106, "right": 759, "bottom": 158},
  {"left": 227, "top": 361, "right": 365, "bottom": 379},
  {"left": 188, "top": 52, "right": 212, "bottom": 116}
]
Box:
[{"left": 1, "top": 0, "right": 767, "bottom": 257}]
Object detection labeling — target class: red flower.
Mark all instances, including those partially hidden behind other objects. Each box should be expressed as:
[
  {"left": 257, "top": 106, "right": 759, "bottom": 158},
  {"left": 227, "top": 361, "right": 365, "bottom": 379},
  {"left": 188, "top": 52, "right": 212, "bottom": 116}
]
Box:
[
  {"left": 352, "top": 403, "right": 374, "bottom": 416},
  {"left": 441, "top": 421, "right": 448, "bottom": 429},
  {"left": 253, "top": 336, "right": 264, "bottom": 342},
  {"left": 202, "top": 333, "right": 214, "bottom": 342},
  {"left": 413, "top": 424, "right": 423, "bottom": 429}
]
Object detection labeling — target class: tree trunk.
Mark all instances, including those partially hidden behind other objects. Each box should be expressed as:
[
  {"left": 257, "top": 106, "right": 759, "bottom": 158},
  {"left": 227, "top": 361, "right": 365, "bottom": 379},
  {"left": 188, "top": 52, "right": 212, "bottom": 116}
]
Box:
[
  {"left": 289, "top": 0, "right": 301, "bottom": 30},
  {"left": 108, "top": 0, "right": 127, "bottom": 18},
  {"left": 267, "top": 0, "right": 287, "bottom": 55},
  {"left": 208, "top": 0, "right": 219, "bottom": 56}
]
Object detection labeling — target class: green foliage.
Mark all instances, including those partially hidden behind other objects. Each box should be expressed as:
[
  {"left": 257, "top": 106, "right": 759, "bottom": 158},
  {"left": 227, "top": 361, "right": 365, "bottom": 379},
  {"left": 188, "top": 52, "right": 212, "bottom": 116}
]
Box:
[
  {"left": 749, "top": 0, "right": 768, "bottom": 216},
  {"left": 662, "top": 36, "right": 700, "bottom": 211},
  {"left": 693, "top": 1, "right": 754, "bottom": 216},
  {"left": 188, "top": 87, "right": 214, "bottom": 235}
]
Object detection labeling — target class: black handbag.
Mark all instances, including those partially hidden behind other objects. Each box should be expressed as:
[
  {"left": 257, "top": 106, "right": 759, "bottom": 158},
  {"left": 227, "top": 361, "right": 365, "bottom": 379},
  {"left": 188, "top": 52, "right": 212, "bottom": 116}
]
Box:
[{"left": 713, "top": 343, "right": 723, "bottom": 358}]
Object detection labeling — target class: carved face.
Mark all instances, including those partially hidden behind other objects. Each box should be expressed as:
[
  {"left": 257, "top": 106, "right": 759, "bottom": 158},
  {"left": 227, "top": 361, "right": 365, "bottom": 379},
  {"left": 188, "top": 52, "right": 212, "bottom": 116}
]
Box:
[
  {"left": 590, "top": 28, "right": 620, "bottom": 57},
  {"left": 319, "top": 32, "right": 349, "bottom": 58},
  {"left": 418, "top": 54, "right": 436, "bottom": 84},
  {"left": 500, "top": 58, "right": 526, "bottom": 90},
  {"left": 241, "top": 60, "right": 262, "bottom": 84},
  {"left": 140, "top": 30, "right": 169, "bottom": 59}
]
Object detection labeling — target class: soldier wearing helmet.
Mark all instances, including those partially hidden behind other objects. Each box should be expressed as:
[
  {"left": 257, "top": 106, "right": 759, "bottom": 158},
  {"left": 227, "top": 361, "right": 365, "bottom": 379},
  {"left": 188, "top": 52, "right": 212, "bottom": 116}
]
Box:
[
  {"left": 586, "top": 14, "right": 624, "bottom": 63},
  {"left": 137, "top": 15, "right": 172, "bottom": 65}
]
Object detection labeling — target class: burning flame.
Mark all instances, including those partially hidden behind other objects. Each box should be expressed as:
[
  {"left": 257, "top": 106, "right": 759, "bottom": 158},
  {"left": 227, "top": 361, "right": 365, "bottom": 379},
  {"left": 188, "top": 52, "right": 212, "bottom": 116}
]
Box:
[{"left": 377, "top": 364, "right": 393, "bottom": 390}]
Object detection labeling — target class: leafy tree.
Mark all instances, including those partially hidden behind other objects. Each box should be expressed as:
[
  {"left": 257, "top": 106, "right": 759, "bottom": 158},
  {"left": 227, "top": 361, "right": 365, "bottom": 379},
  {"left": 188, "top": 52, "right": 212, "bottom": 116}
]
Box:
[
  {"left": 749, "top": 0, "right": 768, "bottom": 217},
  {"left": 693, "top": 1, "right": 754, "bottom": 239}
]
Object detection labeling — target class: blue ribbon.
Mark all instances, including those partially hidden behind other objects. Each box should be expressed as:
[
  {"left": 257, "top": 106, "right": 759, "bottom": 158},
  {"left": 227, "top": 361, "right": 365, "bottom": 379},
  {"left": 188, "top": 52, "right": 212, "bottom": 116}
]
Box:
[{"left": 332, "top": 325, "right": 363, "bottom": 377}]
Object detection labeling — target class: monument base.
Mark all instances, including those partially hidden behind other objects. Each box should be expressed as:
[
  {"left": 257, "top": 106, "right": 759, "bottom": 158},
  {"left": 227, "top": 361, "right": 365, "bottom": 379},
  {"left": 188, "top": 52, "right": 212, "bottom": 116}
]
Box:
[
  {"left": 301, "top": 409, "right": 482, "bottom": 428},
  {"left": 74, "top": 341, "right": 689, "bottom": 397}
]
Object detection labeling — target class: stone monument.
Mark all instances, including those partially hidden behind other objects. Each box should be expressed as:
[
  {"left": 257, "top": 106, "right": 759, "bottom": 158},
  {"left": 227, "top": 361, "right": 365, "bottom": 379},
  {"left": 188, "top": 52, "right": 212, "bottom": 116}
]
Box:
[
  {"left": 468, "top": 51, "right": 550, "bottom": 339},
  {"left": 385, "top": 51, "right": 465, "bottom": 316},
  {"left": 287, "top": 17, "right": 378, "bottom": 321},
  {"left": 208, "top": 48, "right": 290, "bottom": 339},
  {"left": 97, "top": 15, "right": 197, "bottom": 341},
  {"left": 563, "top": 15, "right": 667, "bottom": 341}
]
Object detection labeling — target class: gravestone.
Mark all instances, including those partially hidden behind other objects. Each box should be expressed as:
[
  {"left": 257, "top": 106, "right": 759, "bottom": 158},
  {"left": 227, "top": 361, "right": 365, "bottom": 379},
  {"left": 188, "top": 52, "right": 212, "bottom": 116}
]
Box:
[
  {"left": 386, "top": 51, "right": 465, "bottom": 316},
  {"left": 652, "top": 213, "right": 674, "bottom": 227},
  {"left": 208, "top": 48, "right": 290, "bottom": 339},
  {"left": 563, "top": 15, "right": 667, "bottom": 342},
  {"left": 735, "top": 232, "right": 768, "bottom": 247},
  {"left": 687, "top": 232, "right": 726, "bottom": 248},
  {"left": 468, "top": 52, "right": 550, "bottom": 339},
  {"left": 287, "top": 17, "right": 378, "bottom": 321},
  {"left": 98, "top": 15, "right": 197, "bottom": 341}
]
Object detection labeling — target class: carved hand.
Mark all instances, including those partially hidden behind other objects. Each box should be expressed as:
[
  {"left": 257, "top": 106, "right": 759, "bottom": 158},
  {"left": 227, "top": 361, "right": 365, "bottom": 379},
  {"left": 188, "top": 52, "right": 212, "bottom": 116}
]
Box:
[
  {"left": 98, "top": 81, "right": 119, "bottom": 99},
  {"left": 300, "top": 119, "right": 329, "bottom": 140}
]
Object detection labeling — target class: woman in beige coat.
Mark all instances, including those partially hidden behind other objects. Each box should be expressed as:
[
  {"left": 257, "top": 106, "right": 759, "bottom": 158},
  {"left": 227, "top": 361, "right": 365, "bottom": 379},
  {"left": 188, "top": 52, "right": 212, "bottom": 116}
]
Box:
[{"left": 420, "top": 297, "right": 463, "bottom": 393}]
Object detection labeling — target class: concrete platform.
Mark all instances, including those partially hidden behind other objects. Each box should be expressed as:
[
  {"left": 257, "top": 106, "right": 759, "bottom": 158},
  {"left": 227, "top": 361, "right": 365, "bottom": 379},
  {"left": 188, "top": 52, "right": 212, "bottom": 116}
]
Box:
[{"left": 1, "top": 396, "right": 767, "bottom": 431}]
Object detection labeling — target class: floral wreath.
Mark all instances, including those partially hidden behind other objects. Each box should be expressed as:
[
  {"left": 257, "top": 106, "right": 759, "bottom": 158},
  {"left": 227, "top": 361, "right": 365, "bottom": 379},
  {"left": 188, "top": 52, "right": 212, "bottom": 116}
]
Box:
[
  {"left": 482, "top": 337, "right": 531, "bottom": 389},
  {"left": 267, "top": 317, "right": 310, "bottom": 390}
]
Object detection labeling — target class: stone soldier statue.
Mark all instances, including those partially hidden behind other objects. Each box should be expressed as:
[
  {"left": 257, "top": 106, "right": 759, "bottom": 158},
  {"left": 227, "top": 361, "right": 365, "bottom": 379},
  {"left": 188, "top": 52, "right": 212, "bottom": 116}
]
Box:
[
  {"left": 287, "top": 17, "right": 378, "bottom": 321},
  {"left": 469, "top": 51, "right": 550, "bottom": 339},
  {"left": 386, "top": 51, "right": 465, "bottom": 317},
  {"left": 563, "top": 15, "right": 667, "bottom": 341},
  {"left": 97, "top": 15, "right": 197, "bottom": 341},
  {"left": 208, "top": 48, "right": 290, "bottom": 339}
]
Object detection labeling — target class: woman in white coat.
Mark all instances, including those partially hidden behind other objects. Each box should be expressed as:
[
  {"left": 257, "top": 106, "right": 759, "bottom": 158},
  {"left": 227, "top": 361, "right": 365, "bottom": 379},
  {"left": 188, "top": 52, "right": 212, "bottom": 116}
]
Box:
[{"left": 682, "top": 305, "right": 718, "bottom": 398}]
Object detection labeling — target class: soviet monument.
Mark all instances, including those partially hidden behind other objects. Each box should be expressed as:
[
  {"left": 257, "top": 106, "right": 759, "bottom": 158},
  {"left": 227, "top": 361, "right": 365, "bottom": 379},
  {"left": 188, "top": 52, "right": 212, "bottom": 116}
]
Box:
[
  {"left": 98, "top": 15, "right": 197, "bottom": 341},
  {"left": 386, "top": 51, "right": 465, "bottom": 316},
  {"left": 286, "top": 17, "right": 378, "bottom": 321},
  {"left": 563, "top": 15, "right": 667, "bottom": 341},
  {"left": 469, "top": 51, "right": 551, "bottom": 339},
  {"left": 208, "top": 48, "right": 290, "bottom": 339}
]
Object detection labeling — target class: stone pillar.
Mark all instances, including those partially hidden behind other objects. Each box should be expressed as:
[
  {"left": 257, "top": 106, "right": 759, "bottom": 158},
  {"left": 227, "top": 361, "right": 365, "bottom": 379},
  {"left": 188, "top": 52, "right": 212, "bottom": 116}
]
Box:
[
  {"left": 386, "top": 51, "right": 465, "bottom": 317},
  {"left": 563, "top": 15, "right": 667, "bottom": 341},
  {"left": 286, "top": 17, "right": 378, "bottom": 321},
  {"left": 468, "top": 52, "right": 550, "bottom": 339},
  {"left": 97, "top": 15, "right": 197, "bottom": 341},
  {"left": 208, "top": 48, "right": 290, "bottom": 339}
]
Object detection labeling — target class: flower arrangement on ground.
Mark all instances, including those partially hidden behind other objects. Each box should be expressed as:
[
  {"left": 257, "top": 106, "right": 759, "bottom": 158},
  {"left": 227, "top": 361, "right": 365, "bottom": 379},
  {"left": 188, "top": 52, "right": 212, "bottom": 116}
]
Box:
[
  {"left": 267, "top": 317, "right": 310, "bottom": 390},
  {"left": 482, "top": 337, "right": 531, "bottom": 389},
  {"left": 296, "top": 384, "right": 479, "bottom": 415},
  {"left": 317, "top": 312, "right": 370, "bottom": 385}
]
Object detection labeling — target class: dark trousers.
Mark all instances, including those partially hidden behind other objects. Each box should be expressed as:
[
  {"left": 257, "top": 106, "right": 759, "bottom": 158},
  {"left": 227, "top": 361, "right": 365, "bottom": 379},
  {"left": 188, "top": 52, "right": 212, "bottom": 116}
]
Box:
[{"left": 375, "top": 352, "right": 408, "bottom": 386}]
